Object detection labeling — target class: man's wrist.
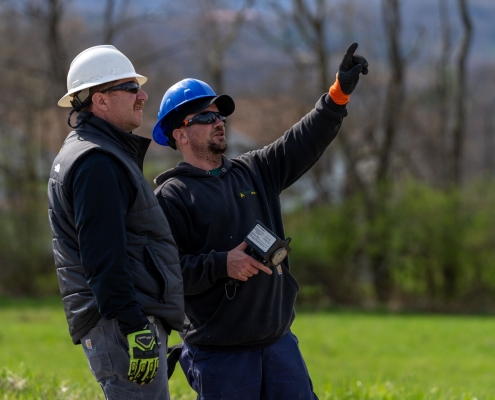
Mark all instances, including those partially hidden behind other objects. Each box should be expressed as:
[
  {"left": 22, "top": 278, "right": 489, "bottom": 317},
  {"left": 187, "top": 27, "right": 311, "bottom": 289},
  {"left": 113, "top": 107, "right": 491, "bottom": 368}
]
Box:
[
  {"left": 329, "top": 73, "right": 350, "bottom": 105},
  {"left": 118, "top": 314, "right": 150, "bottom": 336},
  {"left": 213, "top": 251, "right": 229, "bottom": 280},
  {"left": 321, "top": 94, "right": 348, "bottom": 120}
]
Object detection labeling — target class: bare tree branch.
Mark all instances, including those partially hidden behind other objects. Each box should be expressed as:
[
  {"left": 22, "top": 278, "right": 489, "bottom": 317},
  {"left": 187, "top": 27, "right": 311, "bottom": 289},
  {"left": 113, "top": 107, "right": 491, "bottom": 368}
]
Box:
[
  {"left": 45, "top": 0, "right": 68, "bottom": 92},
  {"left": 195, "top": 0, "right": 255, "bottom": 92},
  {"left": 377, "top": 0, "right": 405, "bottom": 183},
  {"left": 260, "top": 0, "right": 332, "bottom": 91},
  {"left": 436, "top": 0, "right": 453, "bottom": 185},
  {"left": 452, "top": 0, "right": 473, "bottom": 186},
  {"left": 103, "top": 0, "right": 141, "bottom": 43}
]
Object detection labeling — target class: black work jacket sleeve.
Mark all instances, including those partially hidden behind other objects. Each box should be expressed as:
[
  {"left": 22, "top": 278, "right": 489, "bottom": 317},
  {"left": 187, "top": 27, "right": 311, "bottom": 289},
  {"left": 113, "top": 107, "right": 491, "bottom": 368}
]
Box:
[
  {"left": 248, "top": 94, "right": 347, "bottom": 193},
  {"left": 155, "top": 95, "right": 347, "bottom": 297},
  {"left": 156, "top": 192, "right": 229, "bottom": 296},
  {"left": 71, "top": 151, "right": 149, "bottom": 334}
]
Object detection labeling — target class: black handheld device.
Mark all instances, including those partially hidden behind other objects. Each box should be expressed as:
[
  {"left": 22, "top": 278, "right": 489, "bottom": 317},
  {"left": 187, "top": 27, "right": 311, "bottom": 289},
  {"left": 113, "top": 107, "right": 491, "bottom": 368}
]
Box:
[{"left": 244, "top": 220, "right": 292, "bottom": 268}]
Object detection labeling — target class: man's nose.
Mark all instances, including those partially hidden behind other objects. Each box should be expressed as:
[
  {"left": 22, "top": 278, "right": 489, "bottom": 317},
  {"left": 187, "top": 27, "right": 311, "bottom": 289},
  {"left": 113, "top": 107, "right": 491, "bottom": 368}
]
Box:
[{"left": 137, "top": 88, "right": 148, "bottom": 101}]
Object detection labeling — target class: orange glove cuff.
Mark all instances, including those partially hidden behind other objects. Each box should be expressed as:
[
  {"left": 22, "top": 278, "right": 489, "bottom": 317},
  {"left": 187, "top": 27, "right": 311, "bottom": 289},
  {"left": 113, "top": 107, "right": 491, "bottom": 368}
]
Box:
[{"left": 329, "top": 73, "right": 350, "bottom": 105}]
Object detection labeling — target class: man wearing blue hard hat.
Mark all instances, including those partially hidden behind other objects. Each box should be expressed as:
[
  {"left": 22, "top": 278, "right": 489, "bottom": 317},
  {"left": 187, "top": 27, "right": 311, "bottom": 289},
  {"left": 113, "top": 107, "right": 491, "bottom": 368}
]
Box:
[{"left": 154, "top": 43, "right": 368, "bottom": 399}]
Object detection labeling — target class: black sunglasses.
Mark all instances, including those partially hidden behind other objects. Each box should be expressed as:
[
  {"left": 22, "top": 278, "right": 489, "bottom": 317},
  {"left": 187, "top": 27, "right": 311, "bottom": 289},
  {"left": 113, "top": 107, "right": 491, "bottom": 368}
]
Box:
[
  {"left": 100, "top": 81, "right": 141, "bottom": 94},
  {"left": 183, "top": 111, "right": 226, "bottom": 127}
]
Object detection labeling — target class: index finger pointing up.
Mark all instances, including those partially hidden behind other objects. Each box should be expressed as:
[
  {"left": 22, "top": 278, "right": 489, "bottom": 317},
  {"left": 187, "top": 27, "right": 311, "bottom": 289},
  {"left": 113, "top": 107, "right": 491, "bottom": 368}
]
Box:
[{"left": 345, "top": 42, "right": 358, "bottom": 56}]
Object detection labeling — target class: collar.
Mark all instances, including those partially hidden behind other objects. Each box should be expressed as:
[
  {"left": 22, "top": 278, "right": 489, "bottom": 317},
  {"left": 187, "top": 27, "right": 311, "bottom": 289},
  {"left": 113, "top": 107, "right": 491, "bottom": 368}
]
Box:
[{"left": 75, "top": 112, "right": 151, "bottom": 171}]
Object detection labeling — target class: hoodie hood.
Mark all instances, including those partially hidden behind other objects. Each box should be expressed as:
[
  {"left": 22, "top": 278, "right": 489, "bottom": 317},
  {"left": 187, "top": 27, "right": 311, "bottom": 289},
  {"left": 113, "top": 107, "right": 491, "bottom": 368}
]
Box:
[{"left": 154, "top": 155, "right": 232, "bottom": 186}]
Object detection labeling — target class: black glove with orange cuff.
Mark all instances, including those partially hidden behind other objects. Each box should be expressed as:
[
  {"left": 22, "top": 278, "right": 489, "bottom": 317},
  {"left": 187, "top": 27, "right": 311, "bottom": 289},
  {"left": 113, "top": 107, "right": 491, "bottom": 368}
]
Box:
[{"left": 329, "top": 42, "right": 369, "bottom": 105}]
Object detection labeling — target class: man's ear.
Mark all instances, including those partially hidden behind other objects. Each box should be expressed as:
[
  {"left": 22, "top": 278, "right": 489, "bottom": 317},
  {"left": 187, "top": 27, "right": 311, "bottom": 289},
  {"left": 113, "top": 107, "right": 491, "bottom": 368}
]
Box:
[
  {"left": 91, "top": 92, "right": 108, "bottom": 112},
  {"left": 173, "top": 127, "right": 188, "bottom": 146}
]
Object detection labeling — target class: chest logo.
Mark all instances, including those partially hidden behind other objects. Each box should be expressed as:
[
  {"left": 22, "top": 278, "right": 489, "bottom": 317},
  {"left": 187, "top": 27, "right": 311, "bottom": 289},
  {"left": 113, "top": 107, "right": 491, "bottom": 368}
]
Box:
[
  {"left": 239, "top": 189, "right": 257, "bottom": 198},
  {"left": 54, "top": 163, "right": 61, "bottom": 173}
]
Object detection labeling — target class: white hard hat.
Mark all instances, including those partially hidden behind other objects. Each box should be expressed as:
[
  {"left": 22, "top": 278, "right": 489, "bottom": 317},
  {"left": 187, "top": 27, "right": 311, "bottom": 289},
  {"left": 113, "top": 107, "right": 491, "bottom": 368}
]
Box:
[{"left": 58, "top": 45, "right": 147, "bottom": 107}]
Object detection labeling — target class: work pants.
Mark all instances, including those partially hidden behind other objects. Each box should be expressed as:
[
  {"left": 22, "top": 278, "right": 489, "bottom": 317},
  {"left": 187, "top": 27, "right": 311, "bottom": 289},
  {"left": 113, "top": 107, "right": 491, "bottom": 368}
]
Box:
[
  {"left": 179, "top": 331, "right": 318, "bottom": 400},
  {"left": 80, "top": 316, "right": 169, "bottom": 400}
]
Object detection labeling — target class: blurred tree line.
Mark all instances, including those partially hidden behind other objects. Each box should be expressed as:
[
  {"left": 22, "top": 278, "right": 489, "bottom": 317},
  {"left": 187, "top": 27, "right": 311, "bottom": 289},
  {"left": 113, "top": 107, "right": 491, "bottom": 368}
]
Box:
[{"left": 0, "top": 0, "right": 494, "bottom": 312}]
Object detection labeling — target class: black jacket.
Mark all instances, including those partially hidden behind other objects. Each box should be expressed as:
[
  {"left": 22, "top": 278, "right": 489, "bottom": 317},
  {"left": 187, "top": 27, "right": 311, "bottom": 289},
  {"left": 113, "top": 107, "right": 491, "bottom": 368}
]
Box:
[
  {"left": 48, "top": 113, "right": 184, "bottom": 344},
  {"left": 154, "top": 94, "right": 346, "bottom": 349}
]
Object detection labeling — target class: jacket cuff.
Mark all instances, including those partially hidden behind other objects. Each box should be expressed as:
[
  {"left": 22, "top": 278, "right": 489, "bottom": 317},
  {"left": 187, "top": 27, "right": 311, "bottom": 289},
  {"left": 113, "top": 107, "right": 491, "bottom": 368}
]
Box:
[
  {"left": 329, "top": 74, "right": 350, "bottom": 105},
  {"left": 212, "top": 251, "right": 229, "bottom": 280},
  {"left": 117, "top": 307, "right": 149, "bottom": 335},
  {"left": 320, "top": 93, "right": 348, "bottom": 119}
]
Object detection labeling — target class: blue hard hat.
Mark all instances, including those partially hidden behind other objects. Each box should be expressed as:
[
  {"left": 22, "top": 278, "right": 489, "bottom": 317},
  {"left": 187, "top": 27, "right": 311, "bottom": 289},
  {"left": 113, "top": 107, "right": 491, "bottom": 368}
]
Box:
[{"left": 152, "top": 78, "right": 235, "bottom": 147}]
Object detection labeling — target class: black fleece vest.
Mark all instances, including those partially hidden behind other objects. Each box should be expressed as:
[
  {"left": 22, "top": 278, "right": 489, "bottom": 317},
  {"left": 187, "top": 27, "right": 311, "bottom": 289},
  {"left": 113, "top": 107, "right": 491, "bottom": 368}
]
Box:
[{"left": 48, "top": 117, "right": 184, "bottom": 344}]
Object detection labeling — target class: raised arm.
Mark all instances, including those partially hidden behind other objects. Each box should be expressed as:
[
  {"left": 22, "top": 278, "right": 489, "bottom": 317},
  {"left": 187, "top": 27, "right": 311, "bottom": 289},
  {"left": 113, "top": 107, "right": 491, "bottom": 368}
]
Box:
[{"left": 245, "top": 42, "right": 368, "bottom": 193}]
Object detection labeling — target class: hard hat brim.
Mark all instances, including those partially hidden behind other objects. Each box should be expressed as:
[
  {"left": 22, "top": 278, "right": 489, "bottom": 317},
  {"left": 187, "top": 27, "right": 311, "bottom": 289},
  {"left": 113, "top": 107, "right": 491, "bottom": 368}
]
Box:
[
  {"left": 186, "top": 94, "right": 235, "bottom": 118},
  {"left": 152, "top": 94, "right": 235, "bottom": 147},
  {"left": 58, "top": 74, "right": 148, "bottom": 107}
]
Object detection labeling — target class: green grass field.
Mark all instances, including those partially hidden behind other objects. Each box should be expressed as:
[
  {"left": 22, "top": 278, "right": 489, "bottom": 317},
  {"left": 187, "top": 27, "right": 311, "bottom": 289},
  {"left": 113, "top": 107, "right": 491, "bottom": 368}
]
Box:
[{"left": 1, "top": 298, "right": 494, "bottom": 399}]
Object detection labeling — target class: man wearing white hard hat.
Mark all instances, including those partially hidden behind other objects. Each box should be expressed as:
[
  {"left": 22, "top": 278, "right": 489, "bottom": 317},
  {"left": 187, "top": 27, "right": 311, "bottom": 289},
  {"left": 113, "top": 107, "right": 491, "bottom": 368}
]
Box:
[{"left": 48, "top": 45, "right": 184, "bottom": 399}]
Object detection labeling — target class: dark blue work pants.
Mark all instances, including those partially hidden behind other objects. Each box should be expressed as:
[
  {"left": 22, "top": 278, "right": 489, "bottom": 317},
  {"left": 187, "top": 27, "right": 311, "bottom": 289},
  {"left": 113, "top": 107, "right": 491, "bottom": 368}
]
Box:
[{"left": 179, "top": 331, "right": 318, "bottom": 400}]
